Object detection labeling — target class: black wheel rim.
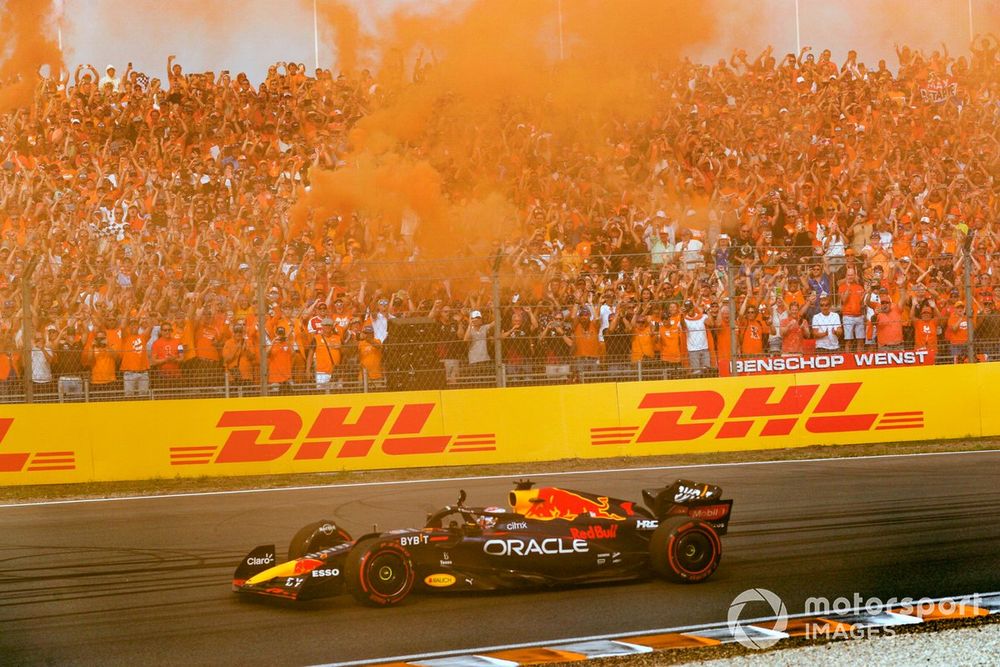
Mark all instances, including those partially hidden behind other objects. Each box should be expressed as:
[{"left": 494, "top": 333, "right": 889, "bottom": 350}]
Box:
[
  {"left": 675, "top": 531, "right": 712, "bottom": 571},
  {"left": 368, "top": 553, "right": 407, "bottom": 596}
]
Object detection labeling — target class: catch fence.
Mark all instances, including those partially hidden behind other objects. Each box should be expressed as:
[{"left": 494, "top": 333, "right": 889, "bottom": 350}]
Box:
[{"left": 4, "top": 246, "right": 995, "bottom": 404}]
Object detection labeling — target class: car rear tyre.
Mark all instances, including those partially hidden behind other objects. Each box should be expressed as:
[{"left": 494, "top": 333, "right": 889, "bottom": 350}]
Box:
[
  {"left": 288, "top": 520, "right": 353, "bottom": 560},
  {"left": 345, "top": 538, "right": 415, "bottom": 607},
  {"left": 649, "top": 516, "right": 721, "bottom": 583}
]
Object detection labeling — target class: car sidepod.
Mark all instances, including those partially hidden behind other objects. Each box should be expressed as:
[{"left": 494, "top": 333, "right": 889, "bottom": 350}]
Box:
[{"left": 405, "top": 515, "right": 656, "bottom": 591}]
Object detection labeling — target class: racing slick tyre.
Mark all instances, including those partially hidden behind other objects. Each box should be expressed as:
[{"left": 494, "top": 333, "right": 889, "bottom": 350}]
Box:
[
  {"left": 649, "top": 516, "right": 721, "bottom": 583},
  {"left": 288, "top": 520, "right": 353, "bottom": 560},
  {"left": 345, "top": 538, "right": 416, "bottom": 607}
]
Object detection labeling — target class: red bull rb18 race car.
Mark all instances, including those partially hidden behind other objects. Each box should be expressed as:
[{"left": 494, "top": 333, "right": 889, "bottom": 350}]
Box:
[{"left": 233, "top": 479, "right": 733, "bottom": 607}]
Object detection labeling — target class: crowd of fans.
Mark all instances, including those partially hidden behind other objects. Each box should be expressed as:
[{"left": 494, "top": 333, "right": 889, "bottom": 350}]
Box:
[{"left": 1, "top": 37, "right": 1000, "bottom": 399}]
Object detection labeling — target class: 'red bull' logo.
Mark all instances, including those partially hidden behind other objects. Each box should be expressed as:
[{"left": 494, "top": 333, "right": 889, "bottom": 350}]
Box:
[
  {"left": 590, "top": 382, "right": 924, "bottom": 446},
  {"left": 569, "top": 524, "right": 619, "bottom": 540},
  {"left": 521, "top": 488, "right": 631, "bottom": 522},
  {"left": 169, "top": 403, "right": 495, "bottom": 466},
  {"left": 0, "top": 418, "right": 77, "bottom": 473}
]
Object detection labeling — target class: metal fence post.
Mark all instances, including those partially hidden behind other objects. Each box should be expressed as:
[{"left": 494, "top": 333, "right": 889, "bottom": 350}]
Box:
[
  {"left": 256, "top": 260, "right": 269, "bottom": 397},
  {"left": 20, "top": 258, "right": 39, "bottom": 403},
  {"left": 726, "top": 263, "right": 739, "bottom": 376},
  {"left": 964, "top": 235, "right": 975, "bottom": 363},
  {"left": 491, "top": 249, "right": 505, "bottom": 388}
]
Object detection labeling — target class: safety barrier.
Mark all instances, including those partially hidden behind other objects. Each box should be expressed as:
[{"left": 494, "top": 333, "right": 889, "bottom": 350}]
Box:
[{"left": 0, "top": 362, "right": 992, "bottom": 486}]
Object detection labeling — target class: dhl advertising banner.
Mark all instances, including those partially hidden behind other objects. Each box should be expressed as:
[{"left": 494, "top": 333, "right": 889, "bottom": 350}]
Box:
[
  {"left": 973, "top": 362, "right": 1000, "bottom": 437},
  {"left": 604, "top": 365, "right": 980, "bottom": 456},
  {"left": 0, "top": 364, "right": 989, "bottom": 486}
]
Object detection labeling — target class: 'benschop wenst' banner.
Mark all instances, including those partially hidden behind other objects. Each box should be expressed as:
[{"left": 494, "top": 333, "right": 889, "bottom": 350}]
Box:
[{"left": 722, "top": 350, "right": 936, "bottom": 377}]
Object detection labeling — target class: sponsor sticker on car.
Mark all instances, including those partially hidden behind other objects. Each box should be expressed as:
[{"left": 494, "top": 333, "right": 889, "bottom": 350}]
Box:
[
  {"left": 689, "top": 504, "right": 730, "bottom": 521},
  {"left": 310, "top": 568, "right": 341, "bottom": 578},
  {"left": 424, "top": 574, "right": 457, "bottom": 587},
  {"left": 246, "top": 553, "right": 274, "bottom": 566},
  {"left": 569, "top": 524, "right": 618, "bottom": 540},
  {"left": 483, "top": 538, "right": 589, "bottom": 556}
]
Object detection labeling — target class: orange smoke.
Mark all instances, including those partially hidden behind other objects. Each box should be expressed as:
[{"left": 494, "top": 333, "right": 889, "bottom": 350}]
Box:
[
  {"left": 373, "top": 0, "right": 714, "bottom": 137},
  {"left": 0, "top": 1, "right": 62, "bottom": 112},
  {"left": 293, "top": 152, "right": 445, "bottom": 246},
  {"left": 296, "top": 0, "right": 716, "bottom": 256},
  {"left": 314, "top": 0, "right": 367, "bottom": 74}
]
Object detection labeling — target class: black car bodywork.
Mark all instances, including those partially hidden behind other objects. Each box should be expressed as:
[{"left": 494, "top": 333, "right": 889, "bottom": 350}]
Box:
[{"left": 233, "top": 479, "right": 733, "bottom": 606}]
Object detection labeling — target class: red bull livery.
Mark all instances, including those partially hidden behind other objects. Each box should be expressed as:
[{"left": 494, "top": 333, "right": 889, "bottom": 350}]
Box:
[{"left": 233, "top": 478, "right": 734, "bottom": 607}]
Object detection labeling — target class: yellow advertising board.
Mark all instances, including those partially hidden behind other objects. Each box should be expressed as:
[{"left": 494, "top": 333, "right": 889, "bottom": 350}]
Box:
[
  {"left": 0, "top": 364, "right": 989, "bottom": 486},
  {"left": 604, "top": 365, "right": 981, "bottom": 456},
  {"left": 973, "top": 362, "right": 1000, "bottom": 437}
]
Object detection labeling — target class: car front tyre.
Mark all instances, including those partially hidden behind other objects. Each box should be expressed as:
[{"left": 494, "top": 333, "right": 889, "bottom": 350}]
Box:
[{"left": 345, "top": 538, "right": 415, "bottom": 607}]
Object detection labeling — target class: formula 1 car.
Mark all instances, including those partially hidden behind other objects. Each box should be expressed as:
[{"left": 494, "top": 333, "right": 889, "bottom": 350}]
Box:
[{"left": 233, "top": 479, "right": 733, "bottom": 606}]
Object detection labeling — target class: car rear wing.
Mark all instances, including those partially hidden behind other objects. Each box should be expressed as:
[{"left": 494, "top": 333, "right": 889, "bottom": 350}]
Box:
[{"left": 642, "top": 480, "right": 733, "bottom": 534}]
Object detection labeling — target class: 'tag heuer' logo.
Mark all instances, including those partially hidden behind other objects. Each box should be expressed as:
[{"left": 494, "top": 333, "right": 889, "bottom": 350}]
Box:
[
  {"left": 169, "top": 403, "right": 496, "bottom": 466},
  {"left": 590, "top": 382, "right": 923, "bottom": 445},
  {"left": 0, "top": 418, "right": 78, "bottom": 473}
]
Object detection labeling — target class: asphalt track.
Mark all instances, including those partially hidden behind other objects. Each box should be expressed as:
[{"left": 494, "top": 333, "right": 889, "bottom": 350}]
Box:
[{"left": 2, "top": 451, "right": 1000, "bottom": 666}]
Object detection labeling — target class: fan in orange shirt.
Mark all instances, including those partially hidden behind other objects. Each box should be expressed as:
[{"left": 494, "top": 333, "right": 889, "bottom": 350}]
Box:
[
  {"left": 738, "top": 306, "right": 767, "bottom": 357},
  {"left": 151, "top": 322, "right": 183, "bottom": 386},
  {"left": 947, "top": 302, "right": 971, "bottom": 363},
  {"left": 222, "top": 320, "right": 257, "bottom": 386},
  {"left": 308, "top": 318, "right": 342, "bottom": 387},
  {"left": 837, "top": 272, "right": 866, "bottom": 352},
  {"left": 357, "top": 325, "right": 383, "bottom": 381},
  {"left": 267, "top": 325, "right": 294, "bottom": 392},
  {"left": 658, "top": 303, "right": 685, "bottom": 369},
  {"left": 184, "top": 298, "right": 227, "bottom": 386},
  {"left": 119, "top": 318, "right": 151, "bottom": 397},
  {"left": 0, "top": 332, "right": 17, "bottom": 396},
  {"left": 628, "top": 312, "right": 656, "bottom": 364},
  {"left": 84, "top": 331, "right": 119, "bottom": 389},
  {"left": 710, "top": 301, "right": 732, "bottom": 371},
  {"left": 912, "top": 304, "right": 939, "bottom": 355}
]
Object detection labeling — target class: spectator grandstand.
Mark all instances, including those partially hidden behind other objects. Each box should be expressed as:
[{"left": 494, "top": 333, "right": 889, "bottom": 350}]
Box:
[{"left": 1, "top": 35, "right": 999, "bottom": 402}]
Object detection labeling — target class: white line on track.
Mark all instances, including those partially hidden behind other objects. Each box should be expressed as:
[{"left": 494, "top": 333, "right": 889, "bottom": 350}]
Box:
[
  {"left": 315, "top": 590, "right": 1000, "bottom": 666},
  {"left": 2, "top": 448, "right": 998, "bottom": 509}
]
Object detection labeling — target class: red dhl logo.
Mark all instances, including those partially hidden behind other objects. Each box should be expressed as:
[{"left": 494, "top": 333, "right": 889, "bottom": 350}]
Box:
[
  {"left": 0, "top": 418, "right": 78, "bottom": 473},
  {"left": 169, "top": 403, "right": 496, "bottom": 466},
  {"left": 590, "top": 382, "right": 923, "bottom": 445}
]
